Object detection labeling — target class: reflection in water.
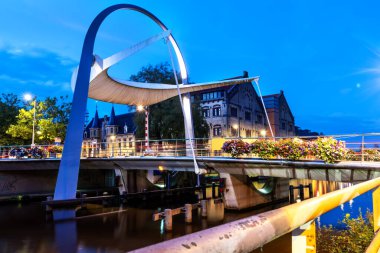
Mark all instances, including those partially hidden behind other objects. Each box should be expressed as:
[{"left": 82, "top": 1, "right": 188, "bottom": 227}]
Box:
[
  {"left": 0, "top": 179, "right": 367, "bottom": 253},
  {"left": 0, "top": 200, "right": 230, "bottom": 253},
  {"left": 55, "top": 220, "right": 77, "bottom": 253},
  {"left": 290, "top": 179, "right": 352, "bottom": 199}
]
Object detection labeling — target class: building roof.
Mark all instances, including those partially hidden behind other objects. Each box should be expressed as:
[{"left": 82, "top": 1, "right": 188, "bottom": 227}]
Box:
[
  {"left": 108, "top": 106, "right": 116, "bottom": 125},
  {"left": 85, "top": 111, "right": 136, "bottom": 137},
  {"left": 91, "top": 108, "right": 100, "bottom": 128}
]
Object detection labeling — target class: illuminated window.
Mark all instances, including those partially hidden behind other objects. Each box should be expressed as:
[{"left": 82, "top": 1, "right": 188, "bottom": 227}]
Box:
[
  {"left": 212, "top": 105, "right": 221, "bottom": 117},
  {"left": 202, "top": 107, "right": 210, "bottom": 117},
  {"left": 213, "top": 125, "right": 222, "bottom": 136}
]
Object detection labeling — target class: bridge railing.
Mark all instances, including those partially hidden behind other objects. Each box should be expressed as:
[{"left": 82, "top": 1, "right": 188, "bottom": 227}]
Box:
[
  {"left": 130, "top": 176, "right": 380, "bottom": 253},
  {"left": 0, "top": 133, "right": 380, "bottom": 162}
]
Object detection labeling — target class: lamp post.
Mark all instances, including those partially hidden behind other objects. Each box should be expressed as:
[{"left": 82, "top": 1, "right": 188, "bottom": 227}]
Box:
[
  {"left": 137, "top": 105, "right": 150, "bottom": 151},
  {"left": 24, "top": 94, "right": 36, "bottom": 147},
  {"left": 260, "top": 129, "right": 267, "bottom": 139},
  {"left": 110, "top": 135, "right": 116, "bottom": 157},
  {"left": 233, "top": 117, "right": 241, "bottom": 138}
]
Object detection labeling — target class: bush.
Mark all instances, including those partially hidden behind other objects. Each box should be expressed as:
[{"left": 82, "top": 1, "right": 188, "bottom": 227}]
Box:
[
  {"left": 251, "top": 139, "right": 276, "bottom": 160},
  {"left": 364, "top": 149, "right": 380, "bottom": 161},
  {"left": 275, "top": 138, "right": 308, "bottom": 160},
  {"left": 222, "top": 139, "right": 250, "bottom": 158},
  {"left": 47, "top": 145, "right": 63, "bottom": 153},
  {"left": 345, "top": 149, "right": 360, "bottom": 161},
  {"left": 222, "top": 137, "right": 351, "bottom": 163},
  {"left": 317, "top": 210, "right": 374, "bottom": 253},
  {"left": 311, "top": 137, "right": 347, "bottom": 164}
]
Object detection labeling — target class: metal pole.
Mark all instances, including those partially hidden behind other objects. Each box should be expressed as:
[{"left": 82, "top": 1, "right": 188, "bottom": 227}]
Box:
[
  {"left": 164, "top": 209, "right": 172, "bottom": 231},
  {"left": 299, "top": 184, "right": 304, "bottom": 201},
  {"left": 184, "top": 204, "right": 192, "bottom": 223},
  {"left": 145, "top": 106, "right": 149, "bottom": 152},
  {"left": 32, "top": 99, "right": 36, "bottom": 146},
  {"left": 362, "top": 134, "right": 365, "bottom": 162},
  {"left": 308, "top": 183, "right": 313, "bottom": 199},
  {"left": 289, "top": 185, "right": 294, "bottom": 203},
  {"left": 212, "top": 182, "right": 216, "bottom": 199}
]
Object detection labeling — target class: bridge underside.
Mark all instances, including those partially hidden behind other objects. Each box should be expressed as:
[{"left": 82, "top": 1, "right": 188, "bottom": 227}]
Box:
[{"left": 1, "top": 158, "right": 380, "bottom": 183}]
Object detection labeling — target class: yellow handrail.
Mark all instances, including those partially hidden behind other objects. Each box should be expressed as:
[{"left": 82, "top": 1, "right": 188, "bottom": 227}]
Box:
[
  {"left": 366, "top": 231, "right": 380, "bottom": 253},
  {"left": 131, "top": 177, "right": 380, "bottom": 253}
]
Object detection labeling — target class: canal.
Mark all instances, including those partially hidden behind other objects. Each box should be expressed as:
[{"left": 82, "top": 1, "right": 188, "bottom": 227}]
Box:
[{"left": 0, "top": 179, "right": 373, "bottom": 253}]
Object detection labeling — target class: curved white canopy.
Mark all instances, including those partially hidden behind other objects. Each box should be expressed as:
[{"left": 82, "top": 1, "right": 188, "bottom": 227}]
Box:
[
  {"left": 88, "top": 71, "right": 259, "bottom": 106},
  {"left": 70, "top": 31, "right": 259, "bottom": 106}
]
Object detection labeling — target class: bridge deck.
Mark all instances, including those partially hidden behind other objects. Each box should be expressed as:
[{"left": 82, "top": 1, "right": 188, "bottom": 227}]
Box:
[{"left": 1, "top": 157, "right": 380, "bottom": 182}]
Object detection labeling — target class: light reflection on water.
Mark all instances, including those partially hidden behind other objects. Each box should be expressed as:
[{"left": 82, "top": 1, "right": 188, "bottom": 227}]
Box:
[
  {"left": 0, "top": 199, "right": 285, "bottom": 253},
  {"left": 0, "top": 180, "right": 371, "bottom": 252}
]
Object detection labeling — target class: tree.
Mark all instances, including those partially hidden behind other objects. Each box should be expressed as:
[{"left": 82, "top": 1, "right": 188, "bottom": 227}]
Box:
[
  {"left": 6, "top": 96, "right": 71, "bottom": 145},
  {"left": 132, "top": 63, "right": 209, "bottom": 140},
  {"left": 317, "top": 210, "right": 374, "bottom": 253},
  {"left": 0, "top": 93, "right": 22, "bottom": 145}
]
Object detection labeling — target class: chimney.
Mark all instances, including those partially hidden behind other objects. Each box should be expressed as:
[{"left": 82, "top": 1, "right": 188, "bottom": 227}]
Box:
[{"left": 243, "top": 71, "right": 248, "bottom": 78}]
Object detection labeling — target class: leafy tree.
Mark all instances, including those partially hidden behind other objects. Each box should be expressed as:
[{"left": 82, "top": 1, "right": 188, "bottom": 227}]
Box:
[
  {"left": 317, "top": 210, "right": 374, "bottom": 253},
  {"left": 6, "top": 96, "right": 71, "bottom": 145},
  {"left": 132, "top": 62, "right": 209, "bottom": 139},
  {"left": 0, "top": 93, "right": 22, "bottom": 145}
]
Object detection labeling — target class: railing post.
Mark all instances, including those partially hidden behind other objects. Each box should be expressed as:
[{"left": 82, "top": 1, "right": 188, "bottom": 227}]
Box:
[
  {"left": 200, "top": 199, "right": 207, "bottom": 218},
  {"left": 291, "top": 197, "right": 316, "bottom": 253},
  {"left": 289, "top": 185, "right": 295, "bottom": 203},
  {"left": 362, "top": 134, "right": 365, "bottom": 162},
  {"left": 184, "top": 204, "right": 192, "bottom": 223},
  {"left": 202, "top": 186, "right": 207, "bottom": 200},
  {"left": 164, "top": 209, "right": 172, "bottom": 231},
  {"left": 299, "top": 184, "right": 304, "bottom": 201},
  {"left": 175, "top": 139, "right": 178, "bottom": 156},
  {"left": 292, "top": 220, "right": 316, "bottom": 253},
  {"left": 366, "top": 187, "right": 380, "bottom": 252},
  {"left": 308, "top": 183, "right": 313, "bottom": 199},
  {"left": 373, "top": 187, "right": 380, "bottom": 233}
]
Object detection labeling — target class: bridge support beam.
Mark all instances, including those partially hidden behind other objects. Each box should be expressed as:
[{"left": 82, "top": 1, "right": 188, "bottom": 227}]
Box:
[
  {"left": 220, "top": 173, "right": 289, "bottom": 210},
  {"left": 291, "top": 220, "right": 316, "bottom": 253}
]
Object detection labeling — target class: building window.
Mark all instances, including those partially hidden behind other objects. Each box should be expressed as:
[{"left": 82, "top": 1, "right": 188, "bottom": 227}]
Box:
[
  {"left": 288, "top": 123, "right": 293, "bottom": 132},
  {"left": 202, "top": 107, "right": 210, "bottom": 117},
  {"left": 256, "top": 114, "right": 263, "bottom": 124},
  {"left": 123, "top": 138, "right": 127, "bottom": 147},
  {"left": 212, "top": 105, "right": 221, "bottom": 117},
  {"left": 129, "top": 138, "right": 133, "bottom": 148},
  {"left": 245, "top": 111, "right": 251, "bottom": 121},
  {"left": 246, "top": 130, "right": 252, "bottom": 137},
  {"left": 213, "top": 125, "right": 222, "bottom": 136},
  {"left": 281, "top": 122, "right": 286, "bottom": 130},
  {"left": 201, "top": 91, "right": 224, "bottom": 101},
  {"left": 231, "top": 107, "right": 238, "bottom": 117}
]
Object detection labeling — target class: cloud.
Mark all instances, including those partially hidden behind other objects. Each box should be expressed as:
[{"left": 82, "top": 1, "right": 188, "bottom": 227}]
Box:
[{"left": 0, "top": 45, "right": 77, "bottom": 97}]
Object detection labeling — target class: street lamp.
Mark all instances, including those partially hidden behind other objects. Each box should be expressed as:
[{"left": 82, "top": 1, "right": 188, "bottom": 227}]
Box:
[
  {"left": 260, "top": 129, "right": 267, "bottom": 138},
  {"left": 24, "top": 93, "right": 36, "bottom": 147},
  {"left": 137, "top": 105, "right": 150, "bottom": 152},
  {"left": 233, "top": 124, "right": 239, "bottom": 138},
  {"left": 110, "top": 135, "right": 116, "bottom": 157}
]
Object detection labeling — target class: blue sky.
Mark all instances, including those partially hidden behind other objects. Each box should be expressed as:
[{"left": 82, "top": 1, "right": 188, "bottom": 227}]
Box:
[{"left": 1, "top": 0, "right": 380, "bottom": 134}]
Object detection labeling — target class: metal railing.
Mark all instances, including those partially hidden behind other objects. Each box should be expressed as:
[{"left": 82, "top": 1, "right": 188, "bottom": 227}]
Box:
[
  {"left": 130, "top": 176, "right": 380, "bottom": 253},
  {"left": 0, "top": 133, "right": 380, "bottom": 162}
]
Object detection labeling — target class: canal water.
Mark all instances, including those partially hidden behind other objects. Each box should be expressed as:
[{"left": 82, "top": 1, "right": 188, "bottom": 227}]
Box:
[{"left": 0, "top": 181, "right": 373, "bottom": 253}]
